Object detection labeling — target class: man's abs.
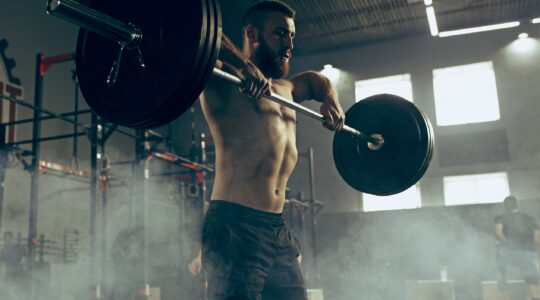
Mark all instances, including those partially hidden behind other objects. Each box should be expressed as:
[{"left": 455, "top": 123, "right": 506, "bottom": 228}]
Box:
[{"left": 201, "top": 78, "right": 298, "bottom": 212}]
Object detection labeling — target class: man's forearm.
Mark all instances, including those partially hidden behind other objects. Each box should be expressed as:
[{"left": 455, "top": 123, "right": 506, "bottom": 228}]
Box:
[
  {"left": 308, "top": 72, "right": 337, "bottom": 103},
  {"left": 219, "top": 35, "right": 249, "bottom": 70}
]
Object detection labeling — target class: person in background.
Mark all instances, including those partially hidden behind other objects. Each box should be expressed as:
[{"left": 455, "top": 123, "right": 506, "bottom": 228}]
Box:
[{"left": 495, "top": 196, "right": 540, "bottom": 300}]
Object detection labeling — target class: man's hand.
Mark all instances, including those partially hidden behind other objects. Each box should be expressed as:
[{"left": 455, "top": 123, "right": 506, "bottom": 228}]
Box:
[
  {"left": 188, "top": 255, "right": 202, "bottom": 276},
  {"left": 237, "top": 61, "right": 271, "bottom": 100},
  {"left": 290, "top": 71, "right": 345, "bottom": 131},
  {"left": 320, "top": 97, "right": 345, "bottom": 131}
]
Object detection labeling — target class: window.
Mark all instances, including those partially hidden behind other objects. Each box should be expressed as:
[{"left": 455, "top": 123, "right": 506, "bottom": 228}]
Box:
[
  {"left": 443, "top": 172, "right": 510, "bottom": 206},
  {"left": 363, "top": 185, "right": 421, "bottom": 212},
  {"left": 433, "top": 61, "right": 500, "bottom": 126},
  {"left": 355, "top": 74, "right": 413, "bottom": 102}
]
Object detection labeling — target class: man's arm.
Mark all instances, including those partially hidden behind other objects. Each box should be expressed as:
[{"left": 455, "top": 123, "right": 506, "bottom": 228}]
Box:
[
  {"left": 214, "top": 35, "right": 270, "bottom": 99},
  {"left": 495, "top": 223, "right": 505, "bottom": 244},
  {"left": 188, "top": 249, "right": 202, "bottom": 276},
  {"left": 290, "top": 71, "right": 345, "bottom": 131},
  {"left": 534, "top": 229, "right": 540, "bottom": 251}
]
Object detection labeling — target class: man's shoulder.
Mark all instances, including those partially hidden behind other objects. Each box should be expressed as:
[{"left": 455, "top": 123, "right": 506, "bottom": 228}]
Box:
[
  {"left": 274, "top": 78, "right": 294, "bottom": 87},
  {"left": 519, "top": 212, "right": 537, "bottom": 223}
]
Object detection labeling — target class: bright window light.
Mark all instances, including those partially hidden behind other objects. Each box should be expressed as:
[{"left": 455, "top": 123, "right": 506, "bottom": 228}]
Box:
[
  {"left": 355, "top": 74, "right": 413, "bottom": 102},
  {"left": 439, "top": 21, "right": 520, "bottom": 37},
  {"left": 433, "top": 61, "right": 500, "bottom": 126},
  {"left": 444, "top": 172, "right": 509, "bottom": 206},
  {"left": 531, "top": 18, "right": 540, "bottom": 24},
  {"left": 363, "top": 185, "right": 421, "bottom": 212}
]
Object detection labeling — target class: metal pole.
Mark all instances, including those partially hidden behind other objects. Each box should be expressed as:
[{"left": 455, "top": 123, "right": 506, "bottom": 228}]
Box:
[
  {"left": 6, "top": 132, "right": 86, "bottom": 146},
  {"left": 199, "top": 133, "right": 208, "bottom": 211},
  {"left": 28, "top": 54, "right": 44, "bottom": 300},
  {"left": 0, "top": 125, "right": 6, "bottom": 233},
  {"left": 308, "top": 147, "right": 319, "bottom": 280},
  {"left": 89, "top": 113, "right": 98, "bottom": 294},
  {"left": 0, "top": 109, "right": 91, "bottom": 127},
  {"left": 0, "top": 94, "right": 88, "bottom": 131},
  {"left": 72, "top": 70, "right": 79, "bottom": 161},
  {"left": 99, "top": 122, "right": 109, "bottom": 293},
  {"left": 133, "top": 129, "right": 148, "bottom": 294}
]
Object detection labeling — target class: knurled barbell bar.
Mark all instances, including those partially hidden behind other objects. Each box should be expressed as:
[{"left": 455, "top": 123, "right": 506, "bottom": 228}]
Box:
[{"left": 45, "top": 0, "right": 434, "bottom": 195}]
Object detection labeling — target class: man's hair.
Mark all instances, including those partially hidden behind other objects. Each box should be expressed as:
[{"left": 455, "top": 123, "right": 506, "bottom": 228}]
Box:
[
  {"left": 241, "top": 0, "right": 296, "bottom": 32},
  {"left": 503, "top": 195, "right": 518, "bottom": 212}
]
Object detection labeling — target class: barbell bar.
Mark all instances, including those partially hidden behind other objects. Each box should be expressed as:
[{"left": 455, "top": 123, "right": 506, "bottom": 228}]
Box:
[
  {"left": 45, "top": 0, "right": 434, "bottom": 195},
  {"left": 47, "top": 0, "right": 384, "bottom": 145}
]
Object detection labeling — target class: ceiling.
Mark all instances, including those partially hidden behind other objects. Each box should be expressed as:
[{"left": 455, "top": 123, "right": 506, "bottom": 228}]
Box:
[{"left": 220, "top": 0, "right": 540, "bottom": 55}]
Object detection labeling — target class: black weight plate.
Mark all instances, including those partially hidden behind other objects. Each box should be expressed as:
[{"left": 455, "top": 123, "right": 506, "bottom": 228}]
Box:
[
  {"left": 414, "top": 104, "right": 435, "bottom": 185},
  {"left": 400, "top": 98, "right": 434, "bottom": 190},
  {"left": 76, "top": 0, "right": 208, "bottom": 128},
  {"left": 199, "top": 0, "right": 222, "bottom": 97},
  {"left": 140, "top": 0, "right": 214, "bottom": 128},
  {"left": 148, "top": 0, "right": 220, "bottom": 129},
  {"left": 333, "top": 94, "right": 433, "bottom": 196},
  {"left": 133, "top": 0, "right": 211, "bottom": 128}
]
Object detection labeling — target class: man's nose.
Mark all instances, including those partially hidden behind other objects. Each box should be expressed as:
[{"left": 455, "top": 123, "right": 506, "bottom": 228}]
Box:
[{"left": 283, "top": 36, "right": 293, "bottom": 50}]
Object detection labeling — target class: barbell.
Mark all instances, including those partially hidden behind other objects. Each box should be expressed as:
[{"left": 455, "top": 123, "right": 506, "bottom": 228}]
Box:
[{"left": 45, "top": 0, "right": 434, "bottom": 196}]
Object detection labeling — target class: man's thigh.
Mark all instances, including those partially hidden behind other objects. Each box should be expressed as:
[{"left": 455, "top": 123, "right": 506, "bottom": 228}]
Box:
[
  {"left": 261, "top": 228, "right": 307, "bottom": 300},
  {"left": 261, "top": 286, "right": 308, "bottom": 300},
  {"left": 503, "top": 249, "right": 539, "bottom": 281},
  {"left": 202, "top": 216, "right": 275, "bottom": 299},
  {"left": 206, "top": 259, "right": 271, "bottom": 300}
]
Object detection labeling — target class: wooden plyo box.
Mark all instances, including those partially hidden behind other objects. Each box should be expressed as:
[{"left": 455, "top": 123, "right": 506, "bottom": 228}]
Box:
[
  {"left": 482, "top": 280, "right": 529, "bottom": 300},
  {"left": 405, "top": 280, "right": 456, "bottom": 300},
  {"left": 307, "top": 288, "right": 324, "bottom": 300}
]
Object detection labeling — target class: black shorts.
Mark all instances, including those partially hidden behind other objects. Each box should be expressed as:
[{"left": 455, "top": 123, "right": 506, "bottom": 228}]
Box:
[{"left": 202, "top": 200, "right": 307, "bottom": 300}]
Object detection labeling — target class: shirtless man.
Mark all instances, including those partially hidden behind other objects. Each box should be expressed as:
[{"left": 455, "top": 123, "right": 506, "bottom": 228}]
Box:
[{"left": 198, "top": 1, "right": 345, "bottom": 299}]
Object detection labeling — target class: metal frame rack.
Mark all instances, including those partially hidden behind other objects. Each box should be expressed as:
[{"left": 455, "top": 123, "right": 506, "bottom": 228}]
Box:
[{"left": 0, "top": 52, "right": 214, "bottom": 300}]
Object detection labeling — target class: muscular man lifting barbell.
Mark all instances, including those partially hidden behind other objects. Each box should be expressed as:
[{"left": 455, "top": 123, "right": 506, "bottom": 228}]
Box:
[
  {"left": 45, "top": 0, "right": 434, "bottom": 298},
  {"left": 199, "top": 2, "right": 343, "bottom": 299}
]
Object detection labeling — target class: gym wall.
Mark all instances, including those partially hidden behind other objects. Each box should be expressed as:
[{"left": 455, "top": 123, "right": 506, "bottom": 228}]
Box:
[{"left": 289, "top": 23, "right": 540, "bottom": 213}]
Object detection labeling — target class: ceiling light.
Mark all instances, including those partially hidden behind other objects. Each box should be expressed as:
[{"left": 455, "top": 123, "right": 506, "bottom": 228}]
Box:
[
  {"left": 518, "top": 33, "right": 529, "bottom": 39},
  {"left": 426, "top": 6, "right": 439, "bottom": 36},
  {"left": 320, "top": 64, "right": 340, "bottom": 83},
  {"left": 424, "top": 0, "right": 433, "bottom": 5},
  {"left": 532, "top": 18, "right": 540, "bottom": 24},
  {"left": 439, "top": 21, "right": 520, "bottom": 37}
]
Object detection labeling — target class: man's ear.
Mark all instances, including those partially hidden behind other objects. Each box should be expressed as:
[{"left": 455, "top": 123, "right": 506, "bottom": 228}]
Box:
[{"left": 245, "top": 25, "right": 260, "bottom": 45}]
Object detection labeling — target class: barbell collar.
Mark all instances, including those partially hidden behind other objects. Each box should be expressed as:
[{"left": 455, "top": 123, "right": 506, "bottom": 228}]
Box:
[
  {"left": 212, "top": 68, "right": 382, "bottom": 145},
  {"left": 46, "top": 0, "right": 142, "bottom": 48}
]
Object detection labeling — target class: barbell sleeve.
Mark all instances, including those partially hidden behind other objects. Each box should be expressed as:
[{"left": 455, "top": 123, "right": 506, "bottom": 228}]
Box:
[
  {"left": 212, "top": 68, "right": 378, "bottom": 141},
  {"left": 46, "top": 0, "right": 142, "bottom": 48}
]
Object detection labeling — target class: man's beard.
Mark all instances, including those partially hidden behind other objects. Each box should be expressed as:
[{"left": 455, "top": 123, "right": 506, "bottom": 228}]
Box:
[{"left": 254, "top": 38, "right": 290, "bottom": 79}]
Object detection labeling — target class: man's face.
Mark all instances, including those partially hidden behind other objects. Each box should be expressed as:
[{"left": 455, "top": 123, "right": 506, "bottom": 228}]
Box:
[{"left": 253, "top": 12, "right": 295, "bottom": 79}]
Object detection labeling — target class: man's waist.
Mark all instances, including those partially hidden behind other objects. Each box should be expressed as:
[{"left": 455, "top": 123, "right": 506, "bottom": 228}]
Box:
[{"left": 207, "top": 200, "right": 285, "bottom": 227}]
